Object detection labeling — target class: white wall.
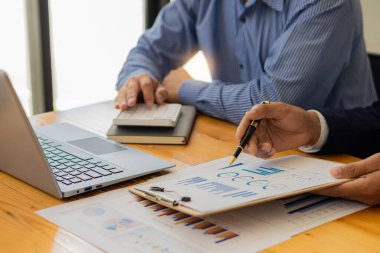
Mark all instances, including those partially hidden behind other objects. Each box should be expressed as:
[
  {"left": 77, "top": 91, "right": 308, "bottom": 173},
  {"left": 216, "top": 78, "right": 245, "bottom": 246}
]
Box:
[
  {"left": 0, "top": 0, "right": 30, "bottom": 115},
  {"left": 361, "top": 0, "right": 380, "bottom": 53},
  {"left": 50, "top": 0, "right": 145, "bottom": 110}
]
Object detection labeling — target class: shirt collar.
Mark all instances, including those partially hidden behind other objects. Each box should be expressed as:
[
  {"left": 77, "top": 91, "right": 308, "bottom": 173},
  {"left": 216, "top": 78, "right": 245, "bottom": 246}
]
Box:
[{"left": 243, "top": 0, "right": 284, "bottom": 12}]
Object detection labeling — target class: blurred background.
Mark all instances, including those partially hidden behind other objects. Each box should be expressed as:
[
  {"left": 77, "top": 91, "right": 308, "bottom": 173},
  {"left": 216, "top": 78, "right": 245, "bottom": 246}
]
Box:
[{"left": 0, "top": 0, "right": 378, "bottom": 116}]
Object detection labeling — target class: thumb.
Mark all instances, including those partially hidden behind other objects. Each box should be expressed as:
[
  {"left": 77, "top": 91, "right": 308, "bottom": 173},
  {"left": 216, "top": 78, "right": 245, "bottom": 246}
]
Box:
[
  {"left": 236, "top": 102, "right": 285, "bottom": 139},
  {"left": 330, "top": 164, "right": 361, "bottom": 179},
  {"left": 155, "top": 86, "right": 168, "bottom": 104},
  {"left": 330, "top": 154, "right": 380, "bottom": 179}
]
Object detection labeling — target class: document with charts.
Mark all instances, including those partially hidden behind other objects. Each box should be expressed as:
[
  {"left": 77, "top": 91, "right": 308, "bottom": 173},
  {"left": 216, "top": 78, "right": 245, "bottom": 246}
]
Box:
[
  {"left": 37, "top": 185, "right": 367, "bottom": 253},
  {"left": 37, "top": 190, "right": 291, "bottom": 253},
  {"left": 131, "top": 154, "right": 350, "bottom": 216}
]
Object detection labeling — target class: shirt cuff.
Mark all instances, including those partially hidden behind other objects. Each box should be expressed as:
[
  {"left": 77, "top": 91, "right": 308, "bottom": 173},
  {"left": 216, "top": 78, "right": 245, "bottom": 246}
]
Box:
[
  {"left": 299, "top": 110, "right": 329, "bottom": 153},
  {"left": 178, "top": 80, "right": 209, "bottom": 105}
]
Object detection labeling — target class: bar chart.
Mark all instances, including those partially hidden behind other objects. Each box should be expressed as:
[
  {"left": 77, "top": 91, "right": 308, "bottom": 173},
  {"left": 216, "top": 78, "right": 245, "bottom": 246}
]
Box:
[
  {"left": 133, "top": 196, "right": 240, "bottom": 245},
  {"left": 175, "top": 177, "right": 208, "bottom": 186},
  {"left": 196, "top": 182, "right": 238, "bottom": 195},
  {"left": 222, "top": 190, "right": 257, "bottom": 198},
  {"left": 281, "top": 194, "right": 338, "bottom": 214},
  {"left": 242, "top": 166, "right": 284, "bottom": 176}
]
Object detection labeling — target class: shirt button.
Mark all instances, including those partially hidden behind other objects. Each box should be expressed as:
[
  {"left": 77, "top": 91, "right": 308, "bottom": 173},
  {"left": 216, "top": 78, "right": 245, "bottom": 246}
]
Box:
[{"left": 239, "top": 64, "right": 244, "bottom": 69}]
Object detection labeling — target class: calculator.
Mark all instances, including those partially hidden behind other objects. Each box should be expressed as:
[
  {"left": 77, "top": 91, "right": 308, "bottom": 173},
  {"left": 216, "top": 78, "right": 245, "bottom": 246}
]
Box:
[{"left": 113, "top": 103, "right": 182, "bottom": 127}]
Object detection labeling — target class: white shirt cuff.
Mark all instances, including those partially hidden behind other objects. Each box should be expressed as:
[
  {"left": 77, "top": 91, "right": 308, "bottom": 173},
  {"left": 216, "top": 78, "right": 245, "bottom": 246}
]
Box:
[{"left": 299, "top": 110, "right": 329, "bottom": 153}]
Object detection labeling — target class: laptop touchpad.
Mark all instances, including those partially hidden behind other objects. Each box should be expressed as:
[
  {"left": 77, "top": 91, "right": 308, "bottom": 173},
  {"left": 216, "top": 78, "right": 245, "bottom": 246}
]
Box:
[{"left": 68, "top": 137, "right": 126, "bottom": 155}]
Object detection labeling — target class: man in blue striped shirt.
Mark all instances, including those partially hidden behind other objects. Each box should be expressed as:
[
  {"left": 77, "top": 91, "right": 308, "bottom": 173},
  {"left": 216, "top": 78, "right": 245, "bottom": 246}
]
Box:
[{"left": 115, "top": 0, "right": 377, "bottom": 124}]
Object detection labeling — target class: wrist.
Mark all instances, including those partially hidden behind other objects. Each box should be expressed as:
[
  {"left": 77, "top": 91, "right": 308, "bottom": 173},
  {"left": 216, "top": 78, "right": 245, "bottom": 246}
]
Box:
[
  {"left": 167, "top": 89, "right": 179, "bottom": 102},
  {"left": 306, "top": 110, "right": 321, "bottom": 146},
  {"left": 299, "top": 110, "right": 329, "bottom": 154},
  {"left": 178, "top": 80, "right": 208, "bottom": 105}
]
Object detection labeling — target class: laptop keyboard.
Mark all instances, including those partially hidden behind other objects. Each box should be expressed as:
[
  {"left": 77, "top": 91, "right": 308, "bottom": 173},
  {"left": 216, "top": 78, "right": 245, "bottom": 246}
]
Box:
[{"left": 37, "top": 135, "right": 124, "bottom": 185}]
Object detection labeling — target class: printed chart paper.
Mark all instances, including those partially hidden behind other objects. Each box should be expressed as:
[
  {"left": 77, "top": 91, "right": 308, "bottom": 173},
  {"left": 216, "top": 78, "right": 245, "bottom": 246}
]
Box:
[
  {"left": 37, "top": 154, "right": 368, "bottom": 253},
  {"left": 135, "top": 155, "right": 348, "bottom": 213},
  {"left": 37, "top": 187, "right": 367, "bottom": 253},
  {"left": 38, "top": 190, "right": 289, "bottom": 253}
]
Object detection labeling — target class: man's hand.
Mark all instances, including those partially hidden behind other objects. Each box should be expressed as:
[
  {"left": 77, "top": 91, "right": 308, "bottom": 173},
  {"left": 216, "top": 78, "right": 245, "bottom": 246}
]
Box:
[
  {"left": 314, "top": 153, "right": 380, "bottom": 206},
  {"left": 162, "top": 67, "right": 192, "bottom": 102},
  {"left": 115, "top": 73, "right": 168, "bottom": 110},
  {"left": 236, "top": 102, "right": 321, "bottom": 158}
]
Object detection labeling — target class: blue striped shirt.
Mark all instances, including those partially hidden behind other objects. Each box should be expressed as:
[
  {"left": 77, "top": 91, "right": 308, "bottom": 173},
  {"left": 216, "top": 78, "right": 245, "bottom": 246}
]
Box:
[{"left": 116, "top": 0, "right": 377, "bottom": 124}]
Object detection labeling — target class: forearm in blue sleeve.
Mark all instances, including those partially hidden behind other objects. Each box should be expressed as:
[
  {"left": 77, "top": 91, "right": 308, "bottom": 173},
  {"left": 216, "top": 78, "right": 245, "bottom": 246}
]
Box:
[
  {"left": 180, "top": 1, "right": 353, "bottom": 124},
  {"left": 179, "top": 78, "right": 280, "bottom": 124}
]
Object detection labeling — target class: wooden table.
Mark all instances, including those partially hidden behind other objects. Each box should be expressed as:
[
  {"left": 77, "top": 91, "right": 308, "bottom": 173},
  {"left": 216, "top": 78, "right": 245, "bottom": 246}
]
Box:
[{"left": 1, "top": 101, "right": 379, "bottom": 252}]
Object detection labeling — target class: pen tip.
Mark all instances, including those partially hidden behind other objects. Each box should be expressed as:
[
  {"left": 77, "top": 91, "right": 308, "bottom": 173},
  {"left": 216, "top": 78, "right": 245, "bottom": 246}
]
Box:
[{"left": 229, "top": 157, "right": 236, "bottom": 166}]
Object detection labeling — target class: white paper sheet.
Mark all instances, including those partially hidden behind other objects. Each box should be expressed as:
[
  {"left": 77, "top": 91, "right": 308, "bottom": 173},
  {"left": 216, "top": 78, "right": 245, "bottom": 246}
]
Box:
[
  {"left": 136, "top": 155, "right": 348, "bottom": 213},
  {"left": 37, "top": 154, "right": 368, "bottom": 253},
  {"left": 38, "top": 190, "right": 289, "bottom": 253},
  {"left": 37, "top": 188, "right": 367, "bottom": 253}
]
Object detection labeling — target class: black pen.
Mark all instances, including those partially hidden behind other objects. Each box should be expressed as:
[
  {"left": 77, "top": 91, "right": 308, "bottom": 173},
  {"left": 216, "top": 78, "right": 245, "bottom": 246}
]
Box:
[{"left": 229, "top": 100, "right": 270, "bottom": 165}]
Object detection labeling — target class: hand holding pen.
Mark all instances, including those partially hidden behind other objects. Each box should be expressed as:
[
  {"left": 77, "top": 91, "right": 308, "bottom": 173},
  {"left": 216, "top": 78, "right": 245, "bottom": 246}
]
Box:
[
  {"left": 229, "top": 101, "right": 270, "bottom": 165},
  {"left": 235, "top": 102, "right": 322, "bottom": 159}
]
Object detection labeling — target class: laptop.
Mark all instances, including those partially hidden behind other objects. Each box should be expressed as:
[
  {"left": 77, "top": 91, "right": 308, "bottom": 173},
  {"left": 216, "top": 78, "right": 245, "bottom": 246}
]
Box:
[{"left": 0, "top": 70, "right": 175, "bottom": 198}]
